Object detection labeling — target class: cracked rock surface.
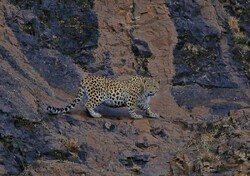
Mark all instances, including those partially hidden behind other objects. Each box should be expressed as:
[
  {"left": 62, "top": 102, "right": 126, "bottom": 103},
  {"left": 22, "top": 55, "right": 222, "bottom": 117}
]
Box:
[{"left": 0, "top": 0, "right": 249, "bottom": 175}]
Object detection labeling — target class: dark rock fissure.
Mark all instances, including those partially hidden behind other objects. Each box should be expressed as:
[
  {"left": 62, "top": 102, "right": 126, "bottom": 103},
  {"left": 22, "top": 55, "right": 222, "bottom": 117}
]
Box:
[
  {"left": 167, "top": 0, "right": 250, "bottom": 116},
  {"left": 1, "top": 0, "right": 99, "bottom": 174}
]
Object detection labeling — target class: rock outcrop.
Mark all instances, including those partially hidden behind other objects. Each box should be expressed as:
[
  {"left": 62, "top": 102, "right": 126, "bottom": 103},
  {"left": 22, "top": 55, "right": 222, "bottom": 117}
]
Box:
[{"left": 0, "top": 0, "right": 249, "bottom": 175}]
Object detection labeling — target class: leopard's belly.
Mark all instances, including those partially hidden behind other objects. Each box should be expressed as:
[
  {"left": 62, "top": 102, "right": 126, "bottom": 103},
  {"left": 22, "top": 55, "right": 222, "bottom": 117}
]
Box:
[{"left": 103, "top": 95, "right": 127, "bottom": 107}]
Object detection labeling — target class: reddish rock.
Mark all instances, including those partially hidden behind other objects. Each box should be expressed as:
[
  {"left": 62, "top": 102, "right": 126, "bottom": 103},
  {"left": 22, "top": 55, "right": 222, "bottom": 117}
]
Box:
[{"left": 0, "top": 0, "right": 249, "bottom": 175}]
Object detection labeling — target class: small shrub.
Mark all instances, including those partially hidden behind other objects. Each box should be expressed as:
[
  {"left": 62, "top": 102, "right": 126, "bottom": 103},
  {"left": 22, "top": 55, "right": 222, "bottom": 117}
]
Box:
[
  {"left": 234, "top": 32, "right": 249, "bottom": 46},
  {"left": 201, "top": 152, "right": 219, "bottom": 163},
  {"left": 131, "top": 165, "right": 141, "bottom": 173},
  {"left": 184, "top": 43, "right": 206, "bottom": 57}
]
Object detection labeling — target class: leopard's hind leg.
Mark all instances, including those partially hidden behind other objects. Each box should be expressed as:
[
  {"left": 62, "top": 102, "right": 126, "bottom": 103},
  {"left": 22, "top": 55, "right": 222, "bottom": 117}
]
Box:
[{"left": 85, "top": 93, "right": 104, "bottom": 118}]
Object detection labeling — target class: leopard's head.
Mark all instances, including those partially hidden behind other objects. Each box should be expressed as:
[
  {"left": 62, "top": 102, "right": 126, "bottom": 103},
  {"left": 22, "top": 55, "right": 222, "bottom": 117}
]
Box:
[{"left": 143, "top": 78, "right": 160, "bottom": 96}]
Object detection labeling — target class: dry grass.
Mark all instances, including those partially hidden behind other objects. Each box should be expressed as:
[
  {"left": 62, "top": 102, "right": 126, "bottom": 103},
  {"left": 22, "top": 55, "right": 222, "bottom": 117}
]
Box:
[
  {"left": 228, "top": 16, "right": 249, "bottom": 47},
  {"left": 228, "top": 16, "right": 240, "bottom": 33},
  {"left": 63, "top": 137, "right": 80, "bottom": 154},
  {"left": 184, "top": 43, "right": 206, "bottom": 56},
  {"left": 171, "top": 115, "right": 250, "bottom": 175},
  {"left": 228, "top": 16, "right": 249, "bottom": 69}
]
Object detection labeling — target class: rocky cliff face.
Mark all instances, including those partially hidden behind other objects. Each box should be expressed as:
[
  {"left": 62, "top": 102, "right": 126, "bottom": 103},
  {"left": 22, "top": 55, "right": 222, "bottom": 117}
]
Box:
[{"left": 0, "top": 0, "right": 249, "bottom": 175}]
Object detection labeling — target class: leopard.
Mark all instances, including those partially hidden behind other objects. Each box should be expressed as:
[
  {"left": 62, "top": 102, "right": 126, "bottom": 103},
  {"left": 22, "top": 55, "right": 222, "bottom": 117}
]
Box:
[{"left": 47, "top": 75, "right": 160, "bottom": 119}]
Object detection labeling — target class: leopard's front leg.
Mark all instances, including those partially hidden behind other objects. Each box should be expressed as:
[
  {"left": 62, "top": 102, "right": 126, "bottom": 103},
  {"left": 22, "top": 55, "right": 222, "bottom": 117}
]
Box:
[
  {"left": 146, "top": 108, "right": 160, "bottom": 118},
  {"left": 127, "top": 96, "right": 143, "bottom": 119},
  {"left": 138, "top": 97, "right": 159, "bottom": 118}
]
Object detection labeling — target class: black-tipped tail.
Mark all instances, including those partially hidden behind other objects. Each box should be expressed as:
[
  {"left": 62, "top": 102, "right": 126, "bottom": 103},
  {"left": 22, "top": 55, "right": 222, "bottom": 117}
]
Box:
[
  {"left": 47, "top": 84, "right": 85, "bottom": 115},
  {"left": 47, "top": 105, "right": 74, "bottom": 114},
  {"left": 47, "top": 106, "right": 62, "bottom": 114}
]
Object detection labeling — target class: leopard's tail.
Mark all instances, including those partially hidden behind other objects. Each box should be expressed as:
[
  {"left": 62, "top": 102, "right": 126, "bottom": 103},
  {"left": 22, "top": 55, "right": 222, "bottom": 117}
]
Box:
[{"left": 47, "top": 83, "right": 85, "bottom": 114}]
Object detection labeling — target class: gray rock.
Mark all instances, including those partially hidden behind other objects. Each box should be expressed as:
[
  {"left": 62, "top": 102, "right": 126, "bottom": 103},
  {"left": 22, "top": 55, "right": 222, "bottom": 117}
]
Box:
[{"left": 132, "top": 38, "right": 152, "bottom": 58}]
